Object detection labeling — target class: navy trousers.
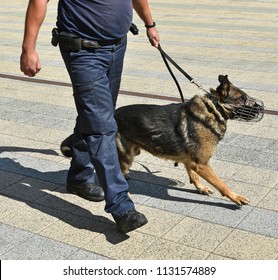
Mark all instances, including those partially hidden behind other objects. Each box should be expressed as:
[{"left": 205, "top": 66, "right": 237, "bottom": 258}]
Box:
[{"left": 60, "top": 37, "right": 134, "bottom": 219}]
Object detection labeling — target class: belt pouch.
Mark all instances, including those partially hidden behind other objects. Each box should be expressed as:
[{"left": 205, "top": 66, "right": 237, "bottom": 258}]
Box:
[{"left": 59, "top": 32, "right": 81, "bottom": 52}]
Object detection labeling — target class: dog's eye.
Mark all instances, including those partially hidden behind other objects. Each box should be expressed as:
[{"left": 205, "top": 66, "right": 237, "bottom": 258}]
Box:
[{"left": 237, "top": 95, "right": 246, "bottom": 103}]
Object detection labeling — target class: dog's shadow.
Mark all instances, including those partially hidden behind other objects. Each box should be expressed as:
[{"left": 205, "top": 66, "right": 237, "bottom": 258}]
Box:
[{"left": 126, "top": 164, "right": 240, "bottom": 211}]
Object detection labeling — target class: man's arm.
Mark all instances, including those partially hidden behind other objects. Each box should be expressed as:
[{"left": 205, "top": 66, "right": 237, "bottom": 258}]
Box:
[
  {"left": 20, "top": 0, "right": 48, "bottom": 77},
  {"left": 132, "top": 0, "right": 160, "bottom": 47}
]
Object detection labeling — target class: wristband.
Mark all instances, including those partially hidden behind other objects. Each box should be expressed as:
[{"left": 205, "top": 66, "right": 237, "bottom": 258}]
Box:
[{"left": 145, "top": 22, "right": 156, "bottom": 29}]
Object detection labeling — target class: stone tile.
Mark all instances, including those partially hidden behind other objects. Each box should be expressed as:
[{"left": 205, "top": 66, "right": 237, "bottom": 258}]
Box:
[
  {"left": 29, "top": 102, "right": 76, "bottom": 119},
  {"left": 243, "top": 124, "right": 278, "bottom": 140},
  {"left": 27, "top": 114, "right": 62, "bottom": 129},
  {"left": 252, "top": 151, "right": 278, "bottom": 170},
  {"left": 0, "top": 223, "right": 34, "bottom": 256},
  {"left": 0, "top": 196, "right": 27, "bottom": 219},
  {"left": 1, "top": 203, "right": 68, "bottom": 233},
  {"left": 257, "top": 189, "right": 278, "bottom": 212},
  {"left": 82, "top": 227, "right": 158, "bottom": 260},
  {"left": 36, "top": 186, "right": 91, "bottom": 214},
  {"left": 0, "top": 120, "right": 41, "bottom": 139},
  {"left": 208, "top": 159, "right": 243, "bottom": 180},
  {"left": 0, "top": 233, "right": 77, "bottom": 260},
  {"left": 138, "top": 239, "right": 209, "bottom": 260},
  {"left": 0, "top": 107, "right": 36, "bottom": 123},
  {"left": 39, "top": 214, "right": 110, "bottom": 248},
  {"left": 72, "top": 200, "right": 114, "bottom": 225},
  {"left": 0, "top": 153, "right": 68, "bottom": 185},
  {"left": 164, "top": 217, "right": 233, "bottom": 252},
  {"left": 0, "top": 170, "right": 25, "bottom": 189},
  {"left": 237, "top": 208, "right": 278, "bottom": 238},
  {"left": 0, "top": 177, "right": 60, "bottom": 202},
  {"left": 231, "top": 166, "right": 278, "bottom": 188},
  {"left": 188, "top": 197, "right": 253, "bottom": 228},
  {"left": 214, "top": 229, "right": 278, "bottom": 260},
  {"left": 127, "top": 180, "right": 164, "bottom": 205},
  {"left": 136, "top": 205, "right": 185, "bottom": 237},
  {"left": 0, "top": 134, "right": 60, "bottom": 158},
  {"left": 143, "top": 186, "right": 207, "bottom": 216},
  {"left": 228, "top": 135, "right": 275, "bottom": 151},
  {"left": 214, "top": 145, "right": 256, "bottom": 166}
]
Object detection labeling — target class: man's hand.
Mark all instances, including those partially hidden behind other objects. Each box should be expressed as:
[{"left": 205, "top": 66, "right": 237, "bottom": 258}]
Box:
[
  {"left": 20, "top": 50, "right": 42, "bottom": 77},
  {"left": 146, "top": 27, "right": 159, "bottom": 48},
  {"left": 132, "top": 0, "right": 160, "bottom": 47}
]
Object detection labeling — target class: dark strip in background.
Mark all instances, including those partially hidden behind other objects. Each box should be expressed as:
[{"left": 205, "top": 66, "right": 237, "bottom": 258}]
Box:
[{"left": 0, "top": 73, "right": 277, "bottom": 116}]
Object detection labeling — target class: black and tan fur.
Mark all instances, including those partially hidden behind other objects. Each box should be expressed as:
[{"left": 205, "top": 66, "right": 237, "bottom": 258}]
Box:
[{"left": 115, "top": 75, "right": 261, "bottom": 206}]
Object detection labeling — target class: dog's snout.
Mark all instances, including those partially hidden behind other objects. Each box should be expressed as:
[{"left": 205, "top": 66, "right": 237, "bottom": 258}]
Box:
[{"left": 233, "top": 96, "right": 264, "bottom": 122}]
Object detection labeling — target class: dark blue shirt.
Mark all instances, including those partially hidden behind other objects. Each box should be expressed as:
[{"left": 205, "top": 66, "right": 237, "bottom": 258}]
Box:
[{"left": 57, "top": 0, "right": 133, "bottom": 40}]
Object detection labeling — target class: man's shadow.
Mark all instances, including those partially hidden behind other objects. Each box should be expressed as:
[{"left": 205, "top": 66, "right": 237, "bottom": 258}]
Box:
[{"left": 0, "top": 147, "right": 130, "bottom": 244}]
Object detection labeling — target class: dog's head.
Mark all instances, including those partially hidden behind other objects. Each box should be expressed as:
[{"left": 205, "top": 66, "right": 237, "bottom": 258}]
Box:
[{"left": 209, "top": 75, "right": 264, "bottom": 122}]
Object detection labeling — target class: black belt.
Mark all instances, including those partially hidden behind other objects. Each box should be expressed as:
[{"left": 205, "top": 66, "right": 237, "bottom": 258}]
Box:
[
  {"left": 51, "top": 27, "right": 124, "bottom": 51},
  {"left": 81, "top": 38, "right": 124, "bottom": 49}
]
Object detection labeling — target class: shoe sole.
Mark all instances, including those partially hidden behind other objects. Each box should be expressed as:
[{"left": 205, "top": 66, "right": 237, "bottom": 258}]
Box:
[
  {"left": 118, "top": 218, "right": 148, "bottom": 233},
  {"left": 60, "top": 146, "right": 72, "bottom": 158},
  {"left": 67, "top": 189, "right": 104, "bottom": 202}
]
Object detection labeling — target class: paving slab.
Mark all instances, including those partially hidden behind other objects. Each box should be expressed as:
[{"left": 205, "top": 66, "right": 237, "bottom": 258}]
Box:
[{"left": 214, "top": 229, "right": 278, "bottom": 260}]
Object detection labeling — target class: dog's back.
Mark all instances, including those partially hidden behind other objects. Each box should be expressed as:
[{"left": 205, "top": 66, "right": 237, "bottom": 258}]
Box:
[{"left": 115, "top": 103, "right": 189, "bottom": 157}]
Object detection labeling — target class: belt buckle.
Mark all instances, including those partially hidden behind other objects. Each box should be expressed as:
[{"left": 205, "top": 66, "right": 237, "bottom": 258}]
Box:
[{"left": 82, "top": 40, "right": 100, "bottom": 49}]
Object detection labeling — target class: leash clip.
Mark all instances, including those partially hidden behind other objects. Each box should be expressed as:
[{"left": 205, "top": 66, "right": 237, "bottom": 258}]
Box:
[
  {"left": 191, "top": 79, "right": 202, "bottom": 89},
  {"left": 191, "top": 79, "right": 209, "bottom": 94}
]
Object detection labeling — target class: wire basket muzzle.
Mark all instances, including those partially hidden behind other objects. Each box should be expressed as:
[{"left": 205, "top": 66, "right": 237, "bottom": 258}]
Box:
[{"left": 231, "top": 96, "right": 264, "bottom": 122}]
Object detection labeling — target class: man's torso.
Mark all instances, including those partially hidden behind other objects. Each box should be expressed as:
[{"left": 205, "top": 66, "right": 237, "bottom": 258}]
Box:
[{"left": 57, "top": 0, "right": 133, "bottom": 40}]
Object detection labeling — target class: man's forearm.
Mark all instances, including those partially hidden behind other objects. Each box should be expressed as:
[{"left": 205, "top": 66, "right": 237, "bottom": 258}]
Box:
[
  {"left": 22, "top": 0, "right": 48, "bottom": 52},
  {"left": 132, "top": 0, "right": 155, "bottom": 26}
]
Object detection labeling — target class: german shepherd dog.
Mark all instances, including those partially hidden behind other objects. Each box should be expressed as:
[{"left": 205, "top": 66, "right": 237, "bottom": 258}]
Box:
[
  {"left": 115, "top": 75, "right": 264, "bottom": 206},
  {"left": 61, "top": 75, "right": 264, "bottom": 206}
]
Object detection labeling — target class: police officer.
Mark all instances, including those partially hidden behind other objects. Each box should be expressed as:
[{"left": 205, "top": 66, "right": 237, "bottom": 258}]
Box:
[{"left": 20, "top": 0, "right": 159, "bottom": 233}]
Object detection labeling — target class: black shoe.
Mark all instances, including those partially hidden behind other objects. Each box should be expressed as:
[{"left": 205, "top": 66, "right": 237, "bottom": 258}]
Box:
[
  {"left": 116, "top": 209, "right": 148, "bottom": 233},
  {"left": 67, "top": 183, "right": 105, "bottom": 202},
  {"left": 60, "top": 134, "right": 74, "bottom": 158}
]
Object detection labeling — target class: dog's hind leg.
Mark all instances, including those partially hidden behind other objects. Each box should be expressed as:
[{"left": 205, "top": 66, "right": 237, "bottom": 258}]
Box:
[
  {"left": 116, "top": 134, "right": 140, "bottom": 178},
  {"left": 191, "top": 162, "right": 249, "bottom": 206},
  {"left": 184, "top": 163, "right": 213, "bottom": 195}
]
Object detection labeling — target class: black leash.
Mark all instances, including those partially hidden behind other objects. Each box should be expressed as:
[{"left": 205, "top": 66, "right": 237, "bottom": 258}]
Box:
[{"left": 158, "top": 44, "right": 209, "bottom": 103}]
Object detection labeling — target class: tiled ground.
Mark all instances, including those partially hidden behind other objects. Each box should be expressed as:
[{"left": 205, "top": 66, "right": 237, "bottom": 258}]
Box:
[{"left": 0, "top": 0, "right": 277, "bottom": 260}]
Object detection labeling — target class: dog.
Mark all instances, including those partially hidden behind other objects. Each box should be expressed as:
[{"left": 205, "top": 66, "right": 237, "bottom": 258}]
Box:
[
  {"left": 115, "top": 75, "right": 264, "bottom": 206},
  {"left": 61, "top": 75, "right": 264, "bottom": 206}
]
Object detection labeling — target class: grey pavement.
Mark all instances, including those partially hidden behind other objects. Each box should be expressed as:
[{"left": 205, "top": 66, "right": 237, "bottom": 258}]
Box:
[{"left": 0, "top": 0, "right": 277, "bottom": 260}]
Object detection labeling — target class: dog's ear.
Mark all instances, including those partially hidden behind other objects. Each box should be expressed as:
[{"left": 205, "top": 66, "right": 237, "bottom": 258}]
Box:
[
  {"left": 218, "top": 75, "right": 229, "bottom": 84},
  {"left": 217, "top": 75, "right": 230, "bottom": 101}
]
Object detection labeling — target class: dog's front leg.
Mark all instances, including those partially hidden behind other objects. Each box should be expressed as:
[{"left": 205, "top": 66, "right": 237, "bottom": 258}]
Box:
[
  {"left": 184, "top": 163, "right": 213, "bottom": 195},
  {"left": 191, "top": 163, "right": 249, "bottom": 206}
]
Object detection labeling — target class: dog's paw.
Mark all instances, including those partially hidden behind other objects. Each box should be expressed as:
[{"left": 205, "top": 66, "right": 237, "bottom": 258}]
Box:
[
  {"left": 198, "top": 185, "right": 214, "bottom": 195},
  {"left": 231, "top": 193, "right": 249, "bottom": 206}
]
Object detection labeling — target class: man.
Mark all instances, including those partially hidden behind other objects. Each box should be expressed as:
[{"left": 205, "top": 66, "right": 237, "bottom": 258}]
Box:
[{"left": 20, "top": 0, "right": 159, "bottom": 233}]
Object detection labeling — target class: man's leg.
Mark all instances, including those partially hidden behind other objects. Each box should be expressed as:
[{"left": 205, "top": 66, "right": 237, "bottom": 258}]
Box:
[{"left": 61, "top": 42, "right": 147, "bottom": 232}]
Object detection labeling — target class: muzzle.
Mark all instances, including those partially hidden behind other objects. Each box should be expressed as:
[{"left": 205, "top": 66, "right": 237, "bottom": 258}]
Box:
[{"left": 231, "top": 96, "right": 264, "bottom": 122}]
